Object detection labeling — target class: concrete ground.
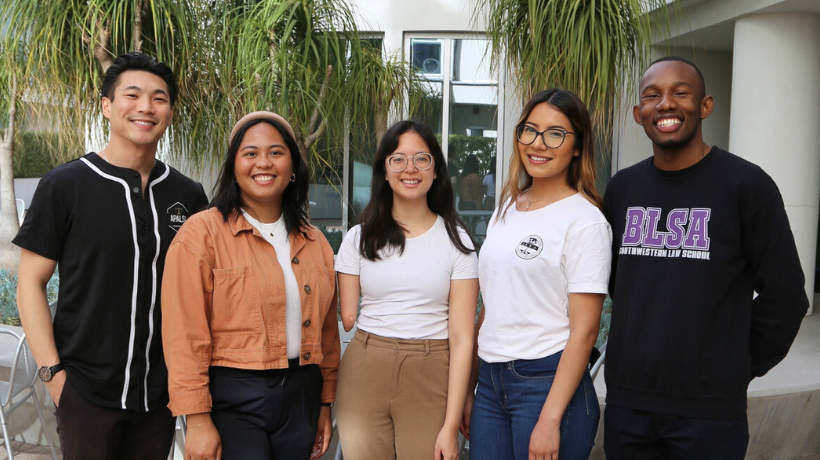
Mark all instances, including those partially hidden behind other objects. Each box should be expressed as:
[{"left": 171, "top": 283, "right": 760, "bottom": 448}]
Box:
[{"left": 0, "top": 440, "right": 57, "bottom": 460}]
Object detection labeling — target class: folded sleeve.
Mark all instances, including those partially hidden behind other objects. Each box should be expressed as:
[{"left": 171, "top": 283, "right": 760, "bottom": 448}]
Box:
[{"left": 564, "top": 222, "right": 613, "bottom": 294}]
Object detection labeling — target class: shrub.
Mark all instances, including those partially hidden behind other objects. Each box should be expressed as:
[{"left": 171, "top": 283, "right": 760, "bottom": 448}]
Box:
[
  {"left": 596, "top": 296, "right": 612, "bottom": 349},
  {"left": 445, "top": 134, "right": 498, "bottom": 175},
  {"left": 13, "top": 130, "right": 80, "bottom": 178},
  {"left": 319, "top": 226, "right": 343, "bottom": 255},
  {"left": 0, "top": 269, "right": 60, "bottom": 326},
  {"left": 0, "top": 270, "right": 19, "bottom": 326}
]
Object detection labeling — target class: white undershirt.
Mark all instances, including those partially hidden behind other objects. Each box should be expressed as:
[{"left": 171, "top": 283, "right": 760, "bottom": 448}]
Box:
[
  {"left": 335, "top": 216, "right": 478, "bottom": 339},
  {"left": 243, "top": 211, "right": 302, "bottom": 359}
]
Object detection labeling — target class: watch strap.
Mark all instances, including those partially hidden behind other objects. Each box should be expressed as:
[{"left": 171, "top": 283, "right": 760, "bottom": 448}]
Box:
[{"left": 39, "top": 363, "right": 65, "bottom": 382}]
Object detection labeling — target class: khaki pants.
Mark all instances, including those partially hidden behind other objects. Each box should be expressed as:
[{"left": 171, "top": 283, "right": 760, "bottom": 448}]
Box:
[{"left": 336, "top": 329, "right": 450, "bottom": 460}]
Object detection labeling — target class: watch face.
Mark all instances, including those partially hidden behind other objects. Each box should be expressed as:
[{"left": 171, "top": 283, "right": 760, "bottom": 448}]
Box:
[{"left": 39, "top": 366, "right": 53, "bottom": 382}]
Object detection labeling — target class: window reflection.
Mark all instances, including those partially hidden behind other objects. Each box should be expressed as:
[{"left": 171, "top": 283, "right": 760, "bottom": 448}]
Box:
[
  {"left": 408, "top": 37, "right": 500, "bottom": 248},
  {"left": 450, "top": 39, "right": 498, "bottom": 248},
  {"left": 410, "top": 39, "right": 444, "bottom": 137},
  {"left": 412, "top": 39, "right": 443, "bottom": 76}
]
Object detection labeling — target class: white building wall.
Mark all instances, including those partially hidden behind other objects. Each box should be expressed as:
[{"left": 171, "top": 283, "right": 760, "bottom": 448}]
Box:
[
  {"left": 353, "top": 0, "right": 486, "bottom": 53},
  {"left": 729, "top": 13, "right": 820, "bottom": 313},
  {"left": 675, "top": 48, "right": 732, "bottom": 151},
  {"left": 612, "top": 90, "right": 652, "bottom": 172},
  {"left": 664, "top": 0, "right": 791, "bottom": 40}
]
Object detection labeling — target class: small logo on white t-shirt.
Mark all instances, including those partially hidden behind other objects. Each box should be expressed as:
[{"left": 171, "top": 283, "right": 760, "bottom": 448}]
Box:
[{"left": 516, "top": 235, "right": 543, "bottom": 259}]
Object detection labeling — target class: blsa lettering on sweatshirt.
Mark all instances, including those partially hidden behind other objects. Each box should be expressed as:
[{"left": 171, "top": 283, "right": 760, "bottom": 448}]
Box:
[{"left": 619, "top": 207, "right": 711, "bottom": 260}]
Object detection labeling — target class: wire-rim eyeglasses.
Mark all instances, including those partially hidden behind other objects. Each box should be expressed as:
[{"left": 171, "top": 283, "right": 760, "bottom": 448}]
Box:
[{"left": 386, "top": 152, "right": 435, "bottom": 172}]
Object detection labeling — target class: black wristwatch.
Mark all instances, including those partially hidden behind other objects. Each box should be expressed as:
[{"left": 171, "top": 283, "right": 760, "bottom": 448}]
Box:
[{"left": 38, "top": 363, "right": 65, "bottom": 382}]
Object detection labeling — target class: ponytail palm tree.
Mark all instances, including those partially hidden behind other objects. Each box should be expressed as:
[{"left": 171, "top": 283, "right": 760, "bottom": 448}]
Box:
[
  {"left": 228, "top": 0, "right": 415, "bottom": 183},
  {"left": 475, "top": 0, "right": 668, "bottom": 137},
  {"left": 0, "top": 0, "right": 203, "bottom": 273},
  {"left": 2, "top": 0, "right": 418, "bottom": 177},
  {"left": 0, "top": 40, "right": 21, "bottom": 272},
  {"left": 1, "top": 0, "right": 201, "bottom": 166},
  {"left": 0, "top": 0, "right": 421, "bottom": 270}
]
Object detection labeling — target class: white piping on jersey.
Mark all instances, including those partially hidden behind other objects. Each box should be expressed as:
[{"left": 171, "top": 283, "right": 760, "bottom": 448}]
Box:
[
  {"left": 80, "top": 157, "right": 140, "bottom": 410},
  {"left": 144, "top": 164, "right": 169, "bottom": 411}
]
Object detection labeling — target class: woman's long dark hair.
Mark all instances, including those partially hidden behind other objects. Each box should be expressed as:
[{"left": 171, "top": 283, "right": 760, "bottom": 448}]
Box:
[
  {"left": 358, "top": 120, "right": 473, "bottom": 260},
  {"left": 211, "top": 118, "right": 310, "bottom": 234}
]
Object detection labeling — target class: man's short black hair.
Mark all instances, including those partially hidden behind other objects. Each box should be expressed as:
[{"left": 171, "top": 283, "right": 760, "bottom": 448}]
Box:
[
  {"left": 100, "top": 52, "right": 178, "bottom": 106},
  {"left": 647, "top": 56, "right": 707, "bottom": 97}
]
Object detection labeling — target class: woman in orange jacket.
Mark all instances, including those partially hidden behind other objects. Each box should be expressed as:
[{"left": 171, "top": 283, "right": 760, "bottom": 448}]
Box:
[{"left": 162, "top": 111, "right": 340, "bottom": 460}]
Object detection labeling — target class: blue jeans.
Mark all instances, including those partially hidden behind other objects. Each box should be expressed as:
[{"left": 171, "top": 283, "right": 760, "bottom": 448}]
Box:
[{"left": 470, "top": 352, "right": 600, "bottom": 460}]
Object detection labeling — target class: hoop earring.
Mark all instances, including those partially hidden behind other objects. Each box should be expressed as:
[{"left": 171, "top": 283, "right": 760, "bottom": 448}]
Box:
[{"left": 290, "top": 174, "right": 296, "bottom": 182}]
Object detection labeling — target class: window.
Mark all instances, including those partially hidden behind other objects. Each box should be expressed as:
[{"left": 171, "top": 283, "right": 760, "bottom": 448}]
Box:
[{"left": 408, "top": 35, "right": 501, "bottom": 246}]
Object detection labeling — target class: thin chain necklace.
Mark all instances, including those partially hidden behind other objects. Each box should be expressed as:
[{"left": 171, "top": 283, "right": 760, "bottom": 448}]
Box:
[
  {"left": 246, "top": 209, "right": 282, "bottom": 237},
  {"left": 259, "top": 221, "right": 280, "bottom": 237},
  {"left": 524, "top": 187, "right": 571, "bottom": 211}
]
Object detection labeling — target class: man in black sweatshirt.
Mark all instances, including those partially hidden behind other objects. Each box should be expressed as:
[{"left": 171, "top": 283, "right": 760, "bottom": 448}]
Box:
[{"left": 603, "top": 56, "right": 809, "bottom": 459}]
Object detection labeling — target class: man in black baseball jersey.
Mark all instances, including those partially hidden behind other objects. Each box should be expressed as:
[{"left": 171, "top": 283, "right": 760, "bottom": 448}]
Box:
[
  {"left": 15, "top": 52, "right": 208, "bottom": 460},
  {"left": 603, "top": 56, "right": 809, "bottom": 459}
]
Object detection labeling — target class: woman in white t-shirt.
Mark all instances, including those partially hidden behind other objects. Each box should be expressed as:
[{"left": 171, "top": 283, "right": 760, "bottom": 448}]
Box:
[
  {"left": 462, "top": 89, "right": 612, "bottom": 460},
  {"left": 335, "top": 120, "right": 479, "bottom": 460}
]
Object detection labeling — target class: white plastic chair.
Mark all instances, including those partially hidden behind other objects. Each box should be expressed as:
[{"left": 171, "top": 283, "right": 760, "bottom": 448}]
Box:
[
  {"left": 590, "top": 341, "right": 607, "bottom": 382},
  {"left": 15, "top": 199, "right": 24, "bottom": 226},
  {"left": 0, "top": 329, "right": 58, "bottom": 460},
  {"left": 168, "top": 415, "right": 186, "bottom": 460}
]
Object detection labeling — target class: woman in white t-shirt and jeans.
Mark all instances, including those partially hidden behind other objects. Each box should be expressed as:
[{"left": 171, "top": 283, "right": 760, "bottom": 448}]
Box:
[
  {"left": 462, "top": 88, "right": 612, "bottom": 460},
  {"left": 335, "top": 120, "right": 480, "bottom": 460}
]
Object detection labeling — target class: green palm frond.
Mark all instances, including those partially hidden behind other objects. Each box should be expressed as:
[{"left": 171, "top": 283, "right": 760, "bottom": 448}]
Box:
[
  {"left": 1, "top": 0, "right": 206, "bottom": 165},
  {"left": 474, "top": 0, "right": 668, "bottom": 132},
  {"left": 1, "top": 0, "right": 419, "bottom": 185},
  {"left": 230, "top": 0, "right": 415, "bottom": 183}
]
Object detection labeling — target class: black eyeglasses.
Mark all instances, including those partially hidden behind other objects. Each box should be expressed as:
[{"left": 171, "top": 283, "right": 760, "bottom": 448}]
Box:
[
  {"left": 386, "top": 152, "right": 434, "bottom": 172},
  {"left": 515, "top": 124, "right": 575, "bottom": 149}
]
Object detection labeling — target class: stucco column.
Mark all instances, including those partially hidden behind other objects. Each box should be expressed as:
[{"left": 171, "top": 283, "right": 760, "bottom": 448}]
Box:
[{"left": 729, "top": 13, "right": 820, "bottom": 314}]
